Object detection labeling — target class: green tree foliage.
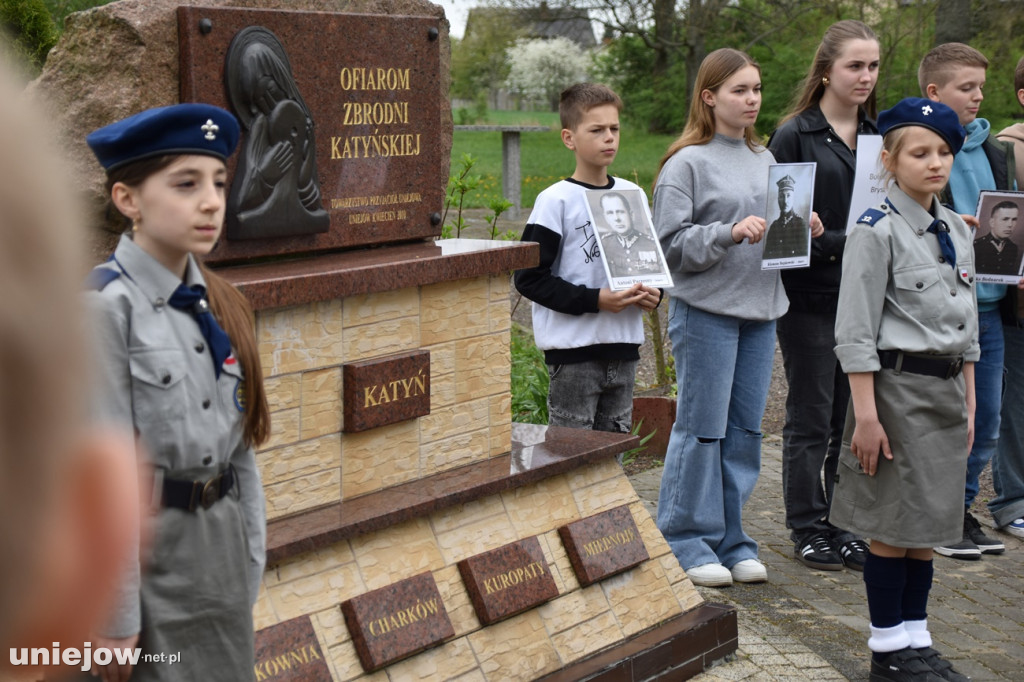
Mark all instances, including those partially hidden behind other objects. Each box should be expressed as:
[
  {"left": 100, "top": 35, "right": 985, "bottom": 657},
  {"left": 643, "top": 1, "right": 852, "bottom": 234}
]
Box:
[
  {"left": 1, "top": 0, "right": 58, "bottom": 71},
  {"left": 451, "top": 9, "right": 525, "bottom": 105},
  {"left": 486, "top": 0, "right": 1021, "bottom": 134}
]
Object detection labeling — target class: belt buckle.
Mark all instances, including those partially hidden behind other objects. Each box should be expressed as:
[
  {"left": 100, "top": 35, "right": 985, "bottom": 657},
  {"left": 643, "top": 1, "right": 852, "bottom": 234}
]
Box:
[
  {"left": 946, "top": 357, "right": 964, "bottom": 379},
  {"left": 201, "top": 475, "right": 221, "bottom": 509}
]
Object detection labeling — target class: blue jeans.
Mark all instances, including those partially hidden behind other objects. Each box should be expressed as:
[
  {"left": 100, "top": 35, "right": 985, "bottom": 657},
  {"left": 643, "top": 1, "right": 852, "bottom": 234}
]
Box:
[
  {"left": 989, "top": 321, "right": 1024, "bottom": 526},
  {"left": 657, "top": 298, "right": 775, "bottom": 570},
  {"left": 776, "top": 309, "right": 851, "bottom": 541},
  {"left": 965, "top": 309, "right": 1005, "bottom": 508},
  {"left": 547, "top": 359, "right": 637, "bottom": 432}
]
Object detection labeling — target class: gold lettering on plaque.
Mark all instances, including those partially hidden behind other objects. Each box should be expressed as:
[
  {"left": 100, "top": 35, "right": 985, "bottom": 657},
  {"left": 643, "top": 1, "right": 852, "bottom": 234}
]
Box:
[
  {"left": 363, "top": 368, "right": 427, "bottom": 408},
  {"left": 582, "top": 528, "right": 638, "bottom": 558},
  {"left": 366, "top": 598, "right": 442, "bottom": 637},
  {"left": 253, "top": 644, "right": 323, "bottom": 680},
  {"left": 482, "top": 561, "right": 548, "bottom": 596}
]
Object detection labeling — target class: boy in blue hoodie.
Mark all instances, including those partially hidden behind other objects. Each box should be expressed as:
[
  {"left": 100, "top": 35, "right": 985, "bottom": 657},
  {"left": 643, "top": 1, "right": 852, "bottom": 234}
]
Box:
[{"left": 919, "top": 42, "right": 1017, "bottom": 560}]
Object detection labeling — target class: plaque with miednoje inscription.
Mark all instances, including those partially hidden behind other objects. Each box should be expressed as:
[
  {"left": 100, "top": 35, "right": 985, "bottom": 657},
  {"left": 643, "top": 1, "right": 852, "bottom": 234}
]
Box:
[
  {"left": 558, "top": 505, "right": 649, "bottom": 586},
  {"left": 340, "top": 571, "right": 454, "bottom": 673},
  {"left": 177, "top": 7, "right": 445, "bottom": 264}
]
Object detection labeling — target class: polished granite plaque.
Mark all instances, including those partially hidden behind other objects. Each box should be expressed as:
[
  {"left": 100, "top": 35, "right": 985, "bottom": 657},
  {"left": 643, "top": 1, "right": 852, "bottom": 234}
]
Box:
[
  {"left": 558, "top": 504, "right": 649, "bottom": 587},
  {"left": 253, "top": 615, "right": 331, "bottom": 681},
  {"left": 342, "top": 350, "right": 430, "bottom": 432},
  {"left": 457, "top": 535, "right": 558, "bottom": 625},
  {"left": 341, "top": 571, "right": 454, "bottom": 672},
  {"left": 178, "top": 7, "right": 444, "bottom": 263}
]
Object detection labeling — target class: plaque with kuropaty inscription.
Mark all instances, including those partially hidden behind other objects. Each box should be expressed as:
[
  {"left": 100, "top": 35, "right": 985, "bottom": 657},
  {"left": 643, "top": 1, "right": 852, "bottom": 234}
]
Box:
[
  {"left": 558, "top": 505, "right": 649, "bottom": 587},
  {"left": 342, "top": 350, "right": 430, "bottom": 432},
  {"left": 177, "top": 7, "right": 445, "bottom": 264},
  {"left": 457, "top": 535, "right": 559, "bottom": 625},
  {"left": 341, "top": 571, "right": 454, "bottom": 672},
  {"left": 253, "top": 615, "right": 331, "bottom": 681}
]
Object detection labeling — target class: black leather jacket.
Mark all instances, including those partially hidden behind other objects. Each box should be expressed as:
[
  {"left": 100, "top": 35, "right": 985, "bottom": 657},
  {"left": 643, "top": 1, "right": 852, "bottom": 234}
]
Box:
[{"left": 768, "top": 105, "right": 878, "bottom": 313}]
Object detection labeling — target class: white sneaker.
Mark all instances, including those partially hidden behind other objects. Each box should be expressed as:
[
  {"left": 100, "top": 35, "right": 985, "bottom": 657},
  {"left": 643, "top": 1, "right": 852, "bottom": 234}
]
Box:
[
  {"left": 1006, "top": 518, "right": 1024, "bottom": 539},
  {"left": 730, "top": 558, "right": 768, "bottom": 583},
  {"left": 686, "top": 563, "right": 733, "bottom": 587}
]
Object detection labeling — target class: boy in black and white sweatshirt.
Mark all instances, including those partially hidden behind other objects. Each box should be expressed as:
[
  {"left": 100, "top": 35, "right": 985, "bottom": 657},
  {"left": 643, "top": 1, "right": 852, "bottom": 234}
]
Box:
[{"left": 514, "top": 83, "right": 661, "bottom": 433}]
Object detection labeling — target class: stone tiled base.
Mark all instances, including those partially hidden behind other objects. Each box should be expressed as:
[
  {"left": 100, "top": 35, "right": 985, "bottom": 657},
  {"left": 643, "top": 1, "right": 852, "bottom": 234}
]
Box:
[
  {"left": 266, "top": 424, "right": 638, "bottom": 562},
  {"left": 256, "top": 425, "right": 708, "bottom": 680},
  {"left": 536, "top": 603, "right": 737, "bottom": 682}
]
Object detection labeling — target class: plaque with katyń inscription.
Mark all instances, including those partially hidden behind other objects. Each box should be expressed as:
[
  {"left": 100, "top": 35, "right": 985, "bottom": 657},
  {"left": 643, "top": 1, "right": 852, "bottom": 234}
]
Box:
[
  {"left": 558, "top": 504, "right": 649, "bottom": 587},
  {"left": 253, "top": 615, "right": 331, "bottom": 681},
  {"left": 457, "top": 536, "right": 559, "bottom": 625},
  {"left": 342, "top": 350, "right": 430, "bottom": 432},
  {"left": 340, "top": 571, "right": 454, "bottom": 672},
  {"left": 177, "top": 7, "right": 445, "bottom": 264}
]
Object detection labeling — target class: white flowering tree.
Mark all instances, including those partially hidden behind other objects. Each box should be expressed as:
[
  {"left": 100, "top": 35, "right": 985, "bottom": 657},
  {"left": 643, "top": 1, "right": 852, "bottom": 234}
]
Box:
[{"left": 504, "top": 37, "right": 592, "bottom": 110}]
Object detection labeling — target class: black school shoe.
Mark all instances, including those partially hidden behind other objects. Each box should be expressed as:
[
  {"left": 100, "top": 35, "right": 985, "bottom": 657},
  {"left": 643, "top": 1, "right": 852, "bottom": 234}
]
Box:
[
  {"left": 794, "top": 532, "right": 843, "bottom": 571},
  {"left": 835, "top": 535, "right": 869, "bottom": 571},
  {"left": 870, "top": 648, "right": 945, "bottom": 681},
  {"left": 915, "top": 647, "right": 971, "bottom": 681},
  {"left": 964, "top": 511, "right": 1004, "bottom": 554}
]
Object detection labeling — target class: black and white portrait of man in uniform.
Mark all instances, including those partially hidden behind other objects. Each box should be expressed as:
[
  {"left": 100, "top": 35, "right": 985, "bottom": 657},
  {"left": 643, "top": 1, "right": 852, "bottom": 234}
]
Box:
[
  {"left": 595, "top": 191, "right": 662, "bottom": 276},
  {"left": 974, "top": 199, "right": 1021, "bottom": 276},
  {"left": 763, "top": 173, "right": 809, "bottom": 260}
]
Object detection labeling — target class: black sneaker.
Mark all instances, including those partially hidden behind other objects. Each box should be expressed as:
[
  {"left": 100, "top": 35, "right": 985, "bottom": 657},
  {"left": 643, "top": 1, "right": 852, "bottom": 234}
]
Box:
[
  {"left": 964, "top": 511, "right": 1004, "bottom": 555},
  {"left": 870, "top": 647, "right": 945, "bottom": 681},
  {"left": 795, "top": 532, "right": 843, "bottom": 571},
  {"left": 934, "top": 512, "right": 982, "bottom": 561},
  {"left": 915, "top": 647, "right": 971, "bottom": 681},
  {"left": 837, "top": 536, "right": 869, "bottom": 571}
]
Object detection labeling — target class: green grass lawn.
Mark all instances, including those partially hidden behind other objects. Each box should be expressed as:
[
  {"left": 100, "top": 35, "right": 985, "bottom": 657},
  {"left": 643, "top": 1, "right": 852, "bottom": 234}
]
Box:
[{"left": 450, "top": 110, "right": 676, "bottom": 209}]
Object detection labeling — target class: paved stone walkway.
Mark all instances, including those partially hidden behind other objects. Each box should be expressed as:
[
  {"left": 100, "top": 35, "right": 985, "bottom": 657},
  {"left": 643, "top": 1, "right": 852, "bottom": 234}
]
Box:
[{"left": 626, "top": 435, "right": 1024, "bottom": 681}]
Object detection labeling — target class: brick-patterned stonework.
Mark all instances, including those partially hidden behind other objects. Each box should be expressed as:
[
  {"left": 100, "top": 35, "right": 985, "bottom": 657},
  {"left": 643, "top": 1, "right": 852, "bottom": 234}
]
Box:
[
  {"left": 255, "top": 455, "right": 709, "bottom": 680},
  {"left": 254, "top": 272, "right": 512, "bottom": 520}
]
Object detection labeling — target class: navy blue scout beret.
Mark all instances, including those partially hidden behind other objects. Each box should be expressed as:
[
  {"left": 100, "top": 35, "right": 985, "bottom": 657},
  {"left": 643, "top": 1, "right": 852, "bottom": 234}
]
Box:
[
  {"left": 86, "top": 103, "right": 240, "bottom": 171},
  {"left": 877, "top": 97, "right": 966, "bottom": 155}
]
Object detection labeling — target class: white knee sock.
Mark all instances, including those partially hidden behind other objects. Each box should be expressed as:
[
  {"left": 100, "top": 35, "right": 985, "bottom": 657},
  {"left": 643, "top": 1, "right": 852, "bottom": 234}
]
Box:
[
  {"left": 904, "top": 619, "right": 932, "bottom": 648},
  {"left": 868, "top": 622, "right": 911, "bottom": 653}
]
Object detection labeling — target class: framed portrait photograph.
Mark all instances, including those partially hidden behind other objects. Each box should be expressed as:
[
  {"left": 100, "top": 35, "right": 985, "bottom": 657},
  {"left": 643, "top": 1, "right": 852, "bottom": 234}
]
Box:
[
  {"left": 584, "top": 188, "right": 674, "bottom": 291},
  {"left": 974, "top": 190, "right": 1024, "bottom": 284},
  {"left": 761, "top": 162, "right": 816, "bottom": 270}
]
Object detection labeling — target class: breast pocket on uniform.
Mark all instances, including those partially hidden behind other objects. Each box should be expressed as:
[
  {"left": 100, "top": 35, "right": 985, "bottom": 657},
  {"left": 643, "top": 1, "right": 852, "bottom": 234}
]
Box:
[
  {"left": 893, "top": 264, "right": 941, "bottom": 320},
  {"left": 129, "top": 348, "right": 188, "bottom": 423}
]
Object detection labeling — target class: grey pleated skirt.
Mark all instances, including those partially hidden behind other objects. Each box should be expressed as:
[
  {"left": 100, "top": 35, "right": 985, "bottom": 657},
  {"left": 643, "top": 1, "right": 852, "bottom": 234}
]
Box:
[{"left": 830, "top": 368, "right": 968, "bottom": 548}]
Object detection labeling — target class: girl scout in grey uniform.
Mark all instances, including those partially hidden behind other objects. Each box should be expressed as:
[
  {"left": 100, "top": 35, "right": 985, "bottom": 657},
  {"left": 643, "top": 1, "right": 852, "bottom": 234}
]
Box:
[
  {"left": 84, "top": 104, "right": 270, "bottom": 681},
  {"left": 834, "top": 98, "right": 976, "bottom": 682}
]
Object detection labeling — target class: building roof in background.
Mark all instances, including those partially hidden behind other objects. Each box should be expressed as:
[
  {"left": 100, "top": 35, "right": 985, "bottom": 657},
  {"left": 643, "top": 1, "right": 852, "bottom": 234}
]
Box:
[{"left": 464, "top": 3, "right": 596, "bottom": 48}]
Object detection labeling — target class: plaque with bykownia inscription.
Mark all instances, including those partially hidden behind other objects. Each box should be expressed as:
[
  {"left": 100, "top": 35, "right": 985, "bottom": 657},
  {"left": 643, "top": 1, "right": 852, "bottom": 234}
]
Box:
[
  {"left": 253, "top": 615, "right": 331, "bottom": 681},
  {"left": 177, "top": 7, "right": 445, "bottom": 263},
  {"left": 341, "top": 571, "right": 454, "bottom": 672},
  {"left": 342, "top": 350, "right": 430, "bottom": 432},
  {"left": 558, "top": 504, "right": 650, "bottom": 587},
  {"left": 457, "top": 536, "right": 559, "bottom": 625}
]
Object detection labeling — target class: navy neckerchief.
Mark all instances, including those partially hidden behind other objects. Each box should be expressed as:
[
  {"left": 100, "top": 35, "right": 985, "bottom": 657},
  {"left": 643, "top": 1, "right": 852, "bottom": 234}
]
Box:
[
  {"left": 885, "top": 198, "right": 957, "bottom": 270},
  {"left": 168, "top": 284, "right": 232, "bottom": 378}
]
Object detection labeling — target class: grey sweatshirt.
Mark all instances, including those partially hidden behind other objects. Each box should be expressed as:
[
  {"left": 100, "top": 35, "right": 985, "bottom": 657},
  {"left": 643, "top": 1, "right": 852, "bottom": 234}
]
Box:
[{"left": 652, "top": 133, "right": 788, "bottom": 321}]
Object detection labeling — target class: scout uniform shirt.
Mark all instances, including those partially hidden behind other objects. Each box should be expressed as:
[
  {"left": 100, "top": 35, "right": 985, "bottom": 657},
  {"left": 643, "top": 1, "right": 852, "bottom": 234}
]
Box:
[
  {"left": 86, "top": 234, "right": 266, "bottom": 678},
  {"left": 835, "top": 185, "right": 980, "bottom": 371}
]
